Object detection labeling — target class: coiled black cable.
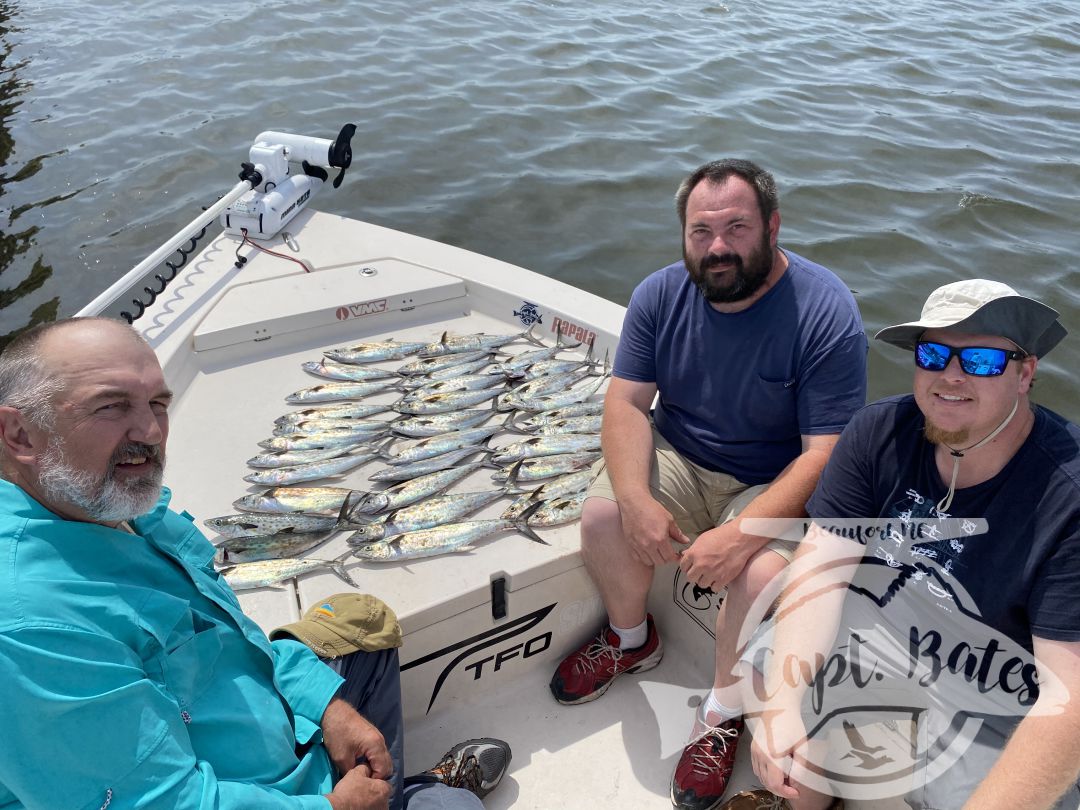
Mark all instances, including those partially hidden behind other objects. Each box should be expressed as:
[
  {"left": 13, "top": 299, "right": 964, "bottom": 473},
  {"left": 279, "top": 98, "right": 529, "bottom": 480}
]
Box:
[{"left": 120, "top": 223, "right": 209, "bottom": 324}]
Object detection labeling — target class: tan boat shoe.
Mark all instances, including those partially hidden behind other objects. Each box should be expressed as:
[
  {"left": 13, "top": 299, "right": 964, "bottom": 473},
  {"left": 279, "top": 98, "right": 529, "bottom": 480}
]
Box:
[{"left": 718, "top": 789, "right": 843, "bottom": 810}]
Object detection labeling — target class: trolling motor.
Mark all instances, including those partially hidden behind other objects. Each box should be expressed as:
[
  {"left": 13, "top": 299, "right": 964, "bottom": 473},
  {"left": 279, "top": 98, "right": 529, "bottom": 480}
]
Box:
[{"left": 221, "top": 123, "right": 356, "bottom": 239}]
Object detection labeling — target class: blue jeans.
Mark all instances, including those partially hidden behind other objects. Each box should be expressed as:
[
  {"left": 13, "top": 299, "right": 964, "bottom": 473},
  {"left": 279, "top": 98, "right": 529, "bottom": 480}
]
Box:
[{"left": 327, "top": 648, "right": 483, "bottom": 810}]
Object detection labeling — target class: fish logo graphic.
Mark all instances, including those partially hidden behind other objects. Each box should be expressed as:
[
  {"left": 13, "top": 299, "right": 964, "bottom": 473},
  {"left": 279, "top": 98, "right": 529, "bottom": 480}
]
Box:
[{"left": 513, "top": 301, "right": 543, "bottom": 326}]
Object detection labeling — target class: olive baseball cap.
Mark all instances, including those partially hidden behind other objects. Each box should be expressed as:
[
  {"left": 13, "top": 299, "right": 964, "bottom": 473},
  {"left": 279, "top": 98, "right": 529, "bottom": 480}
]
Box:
[
  {"left": 875, "top": 279, "right": 1067, "bottom": 357},
  {"left": 270, "top": 593, "right": 402, "bottom": 658}
]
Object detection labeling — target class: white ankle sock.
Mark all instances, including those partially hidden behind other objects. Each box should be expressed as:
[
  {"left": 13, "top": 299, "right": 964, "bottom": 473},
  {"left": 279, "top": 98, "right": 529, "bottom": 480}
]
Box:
[
  {"left": 702, "top": 691, "right": 741, "bottom": 724},
  {"left": 610, "top": 619, "right": 648, "bottom": 649}
]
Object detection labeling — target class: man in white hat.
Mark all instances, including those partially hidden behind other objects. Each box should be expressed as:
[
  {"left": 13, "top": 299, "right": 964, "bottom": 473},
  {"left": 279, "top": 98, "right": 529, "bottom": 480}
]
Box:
[{"left": 744, "top": 279, "right": 1080, "bottom": 810}]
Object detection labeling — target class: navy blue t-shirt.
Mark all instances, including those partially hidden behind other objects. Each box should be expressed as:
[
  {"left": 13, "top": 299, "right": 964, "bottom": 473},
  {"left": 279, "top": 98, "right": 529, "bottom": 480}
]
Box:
[
  {"left": 614, "top": 250, "right": 867, "bottom": 485},
  {"left": 807, "top": 395, "right": 1080, "bottom": 650}
]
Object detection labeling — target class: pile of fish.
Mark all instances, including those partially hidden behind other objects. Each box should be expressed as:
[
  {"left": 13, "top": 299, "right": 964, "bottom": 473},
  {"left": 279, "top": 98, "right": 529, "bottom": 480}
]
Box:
[{"left": 209, "top": 324, "right": 610, "bottom": 590}]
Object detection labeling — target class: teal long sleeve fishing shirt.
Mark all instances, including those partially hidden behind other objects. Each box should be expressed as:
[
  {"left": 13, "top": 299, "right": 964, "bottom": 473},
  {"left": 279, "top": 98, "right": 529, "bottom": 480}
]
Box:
[{"left": 0, "top": 482, "right": 343, "bottom": 809}]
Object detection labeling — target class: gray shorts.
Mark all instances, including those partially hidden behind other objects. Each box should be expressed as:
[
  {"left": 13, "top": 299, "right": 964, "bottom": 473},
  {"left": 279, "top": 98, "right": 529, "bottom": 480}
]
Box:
[{"left": 586, "top": 426, "right": 798, "bottom": 561}]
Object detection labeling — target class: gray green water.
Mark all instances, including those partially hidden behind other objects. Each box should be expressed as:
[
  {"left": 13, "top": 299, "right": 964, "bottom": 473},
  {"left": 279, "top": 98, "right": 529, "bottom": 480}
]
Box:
[{"left": 1, "top": 0, "right": 1078, "bottom": 411}]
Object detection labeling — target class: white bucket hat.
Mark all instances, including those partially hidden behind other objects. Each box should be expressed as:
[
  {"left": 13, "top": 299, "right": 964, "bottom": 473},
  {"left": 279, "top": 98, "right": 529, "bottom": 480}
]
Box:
[{"left": 875, "top": 279, "right": 1066, "bottom": 357}]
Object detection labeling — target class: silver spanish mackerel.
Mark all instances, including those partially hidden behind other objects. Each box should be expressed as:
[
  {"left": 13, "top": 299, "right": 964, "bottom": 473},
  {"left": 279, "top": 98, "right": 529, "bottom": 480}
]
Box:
[
  {"left": 301, "top": 360, "right": 400, "bottom": 382},
  {"left": 351, "top": 503, "right": 547, "bottom": 563},
  {"left": 490, "top": 452, "right": 602, "bottom": 483},
  {"left": 243, "top": 448, "right": 379, "bottom": 486},
  {"left": 383, "top": 423, "right": 505, "bottom": 466},
  {"left": 417, "top": 324, "right": 546, "bottom": 358},
  {"left": 401, "top": 373, "right": 508, "bottom": 401},
  {"left": 496, "top": 366, "right": 594, "bottom": 411},
  {"left": 214, "top": 531, "right": 334, "bottom": 564},
  {"left": 367, "top": 447, "right": 493, "bottom": 482},
  {"left": 396, "top": 349, "right": 494, "bottom": 376},
  {"left": 346, "top": 490, "right": 508, "bottom": 543},
  {"left": 247, "top": 445, "right": 354, "bottom": 469},
  {"left": 487, "top": 330, "right": 581, "bottom": 374},
  {"left": 399, "top": 357, "right": 497, "bottom": 388},
  {"left": 515, "top": 401, "right": 605, "bottom": 431},
  {"left": 204, "top": 511, "right": 342, "bottom": 538},
  {"left": 517, "top": 415, "right": 602, "bottom": 436},
  {"left": 323, "top": 339, "right": 428, "bottom": 364},
  {"left": 221, "top": 550, "right": 359, "bottom": 590},
  {"left": 272, "top": 418, "right": 391, "bottom": 437},
  {"left": 526, "top": 491, "right": 587, "bottom": 527},
  {"left": 515, "top": 374, "right": 608, "bottom": 413},
  {"left": 390, "top": 408, "right": 495, "bottom": 438},
  {"left": 391, "top": 388, "right": 503, "bottom": 415},
  {"left": 490, "top": 434, "right": 601, "bottom": 465},
  {"left": 501, "top": 469, "right": 594, "bottom": 520},
  {"left": 350, "top": 462, "right": 489, "bottom": 514},
  {"left": 285, "top": 380, "right": 401, "bottom": 404},
  {"left": 258, "top": 432, "right": 377, "bottom": 452},
  {"left": 275, "top": 403, "right": 393, "bottom": 424},
  {"left": 233, "top": 486, "right": 355, "bottom": 516}
]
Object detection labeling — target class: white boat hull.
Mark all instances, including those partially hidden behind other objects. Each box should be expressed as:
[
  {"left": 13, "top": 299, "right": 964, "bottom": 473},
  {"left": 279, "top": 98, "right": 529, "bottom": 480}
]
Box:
[{"left": 82, "top": 207, "right": 912, "bottom": 809}]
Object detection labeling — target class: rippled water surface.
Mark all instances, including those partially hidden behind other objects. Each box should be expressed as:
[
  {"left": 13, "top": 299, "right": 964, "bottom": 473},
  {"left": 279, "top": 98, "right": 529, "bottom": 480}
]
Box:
[{"left": 1, "top": 0, "right": 1078, "bottom": 410}]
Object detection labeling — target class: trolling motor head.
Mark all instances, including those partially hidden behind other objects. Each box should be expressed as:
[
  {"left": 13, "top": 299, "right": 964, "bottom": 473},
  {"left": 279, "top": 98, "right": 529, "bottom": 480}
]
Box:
[{"left": 222, "top": 123, "right": 356, "bottom": 240}]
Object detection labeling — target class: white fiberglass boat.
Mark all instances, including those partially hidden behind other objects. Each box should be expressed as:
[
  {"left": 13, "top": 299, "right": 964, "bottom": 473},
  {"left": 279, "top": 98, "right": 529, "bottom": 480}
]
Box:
[{"left": 77, "top": 128, "right": 910, "bottom": 810}]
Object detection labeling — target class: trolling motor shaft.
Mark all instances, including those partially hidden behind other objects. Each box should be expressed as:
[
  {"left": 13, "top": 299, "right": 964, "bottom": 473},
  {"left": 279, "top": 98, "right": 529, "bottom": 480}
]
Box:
[{"left": 222, "top": 123, "right": 356, "bottom": 239}]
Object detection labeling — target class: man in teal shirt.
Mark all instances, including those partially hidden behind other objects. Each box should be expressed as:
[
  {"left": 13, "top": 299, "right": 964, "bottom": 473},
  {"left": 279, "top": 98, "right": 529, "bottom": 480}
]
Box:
[{"left": 0, "top": 317, "right": 506, "bottom": 809}]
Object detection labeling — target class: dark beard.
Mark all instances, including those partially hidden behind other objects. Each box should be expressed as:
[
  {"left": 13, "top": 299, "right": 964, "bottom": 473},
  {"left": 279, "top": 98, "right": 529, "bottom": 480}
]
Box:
[{"left": 684, "top": 230, "right": 773, "bottom": 304}]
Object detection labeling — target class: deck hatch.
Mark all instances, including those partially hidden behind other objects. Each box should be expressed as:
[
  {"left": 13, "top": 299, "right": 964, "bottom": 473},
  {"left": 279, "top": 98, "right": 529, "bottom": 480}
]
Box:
[{"left": 193, "top": 260, "right": 466, "bottom": 351}]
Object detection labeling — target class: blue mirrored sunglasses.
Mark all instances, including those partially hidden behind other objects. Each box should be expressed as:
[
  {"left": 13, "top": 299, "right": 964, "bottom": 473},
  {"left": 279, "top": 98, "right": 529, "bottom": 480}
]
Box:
[{"left": 914, "top": 341, "right": 1026, "bottom": 377}]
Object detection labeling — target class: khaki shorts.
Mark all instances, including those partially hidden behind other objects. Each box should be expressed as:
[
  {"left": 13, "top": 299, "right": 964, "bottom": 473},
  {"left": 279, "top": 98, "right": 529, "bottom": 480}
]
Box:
[{"left": 587, "top": 426, "right": 797, "bottom": 561}]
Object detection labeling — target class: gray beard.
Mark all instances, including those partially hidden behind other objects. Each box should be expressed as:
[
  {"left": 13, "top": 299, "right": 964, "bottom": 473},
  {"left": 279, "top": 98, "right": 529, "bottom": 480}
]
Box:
[{"left": 38, "top": 437, "right": 164, "bottom": 523}]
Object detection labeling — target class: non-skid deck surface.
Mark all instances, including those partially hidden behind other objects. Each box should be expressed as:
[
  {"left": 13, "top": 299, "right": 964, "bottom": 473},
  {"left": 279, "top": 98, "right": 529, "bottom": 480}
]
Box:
[{"left": 404, "top": 648, "right": 913, "bottom": 810}]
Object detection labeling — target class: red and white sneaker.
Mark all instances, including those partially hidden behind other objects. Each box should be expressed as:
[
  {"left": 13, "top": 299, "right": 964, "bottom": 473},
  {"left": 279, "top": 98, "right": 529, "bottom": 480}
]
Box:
[
  {"left": 548, "top": 615, "right": 663, "bottom": 705},
  {"left": 670, "top": 708, "right": 743, "bottom": 810}
]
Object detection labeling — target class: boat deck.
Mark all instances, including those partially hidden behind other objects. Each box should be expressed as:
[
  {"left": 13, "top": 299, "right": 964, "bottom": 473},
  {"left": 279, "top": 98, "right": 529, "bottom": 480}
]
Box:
[{"left": 128, "top": 209, "right": 917, "bottom": 808}]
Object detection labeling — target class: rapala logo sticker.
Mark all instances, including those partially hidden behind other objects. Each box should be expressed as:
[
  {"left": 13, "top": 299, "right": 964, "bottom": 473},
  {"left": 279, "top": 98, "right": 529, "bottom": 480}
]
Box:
[
  {"left": 551, "top": 317, "right": 595, "bottom": 346},
  {"left": 513, "top": 301, "right": 543, "bottom": 327},
  {"left": 335, "top": 299, "right": 388, "bottom": 320},
  {"left": 401, "top": 604, "right": 555, "bottom": 713}
]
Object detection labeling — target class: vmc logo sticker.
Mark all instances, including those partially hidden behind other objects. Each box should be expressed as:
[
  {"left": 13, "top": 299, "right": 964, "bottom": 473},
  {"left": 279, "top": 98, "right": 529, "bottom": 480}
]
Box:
[{"left": 335, "top": 298, "right": 388, "bottom": 320}]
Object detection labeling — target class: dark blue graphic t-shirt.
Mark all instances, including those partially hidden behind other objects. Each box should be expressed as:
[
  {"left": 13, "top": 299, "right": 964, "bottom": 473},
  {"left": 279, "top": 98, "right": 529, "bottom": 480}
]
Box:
[{"left": 808, "top": 395, "right": 1080, "bottom": 651}]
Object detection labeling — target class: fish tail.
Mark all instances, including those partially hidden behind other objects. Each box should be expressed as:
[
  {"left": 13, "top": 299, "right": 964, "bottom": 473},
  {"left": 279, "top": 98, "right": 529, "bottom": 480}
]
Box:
[
  {"left": 503, "top": 459, "right": 526, "bottom": 489},
  {"left": 503, "top": 411, "right": 528, "bottom": 435},
  {"left": 338, "top": 489, "right": 376, "bottom": 526},
  {"left": 330, "top": 562, "right": 360, "bottom": 588},
  {"left": 376, "top": 435, "right": 396, "bottom": 460},
  {"left": 556, "top": 323, "right": 582, "bottom": 350},
  {"left": 583, "top": 338, "right": 596, "bottom": 365},
  {"left": 514, "top": 500, "right": 549, "bottom": 545},
  {"left": 523, "top": 322, "right": 547, "bottom": 348},
  {"left": 330, "top": 548, "right": 361, "bottom": 586},
  {"left": 502, "top": 410, "right": 525, "bottom": 433}
]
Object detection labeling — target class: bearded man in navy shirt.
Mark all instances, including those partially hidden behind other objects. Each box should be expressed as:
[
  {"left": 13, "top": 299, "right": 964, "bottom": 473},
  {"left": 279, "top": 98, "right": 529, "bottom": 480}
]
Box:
[{"left": 548, "top": 159, "right": 867, "bottom": 810}]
